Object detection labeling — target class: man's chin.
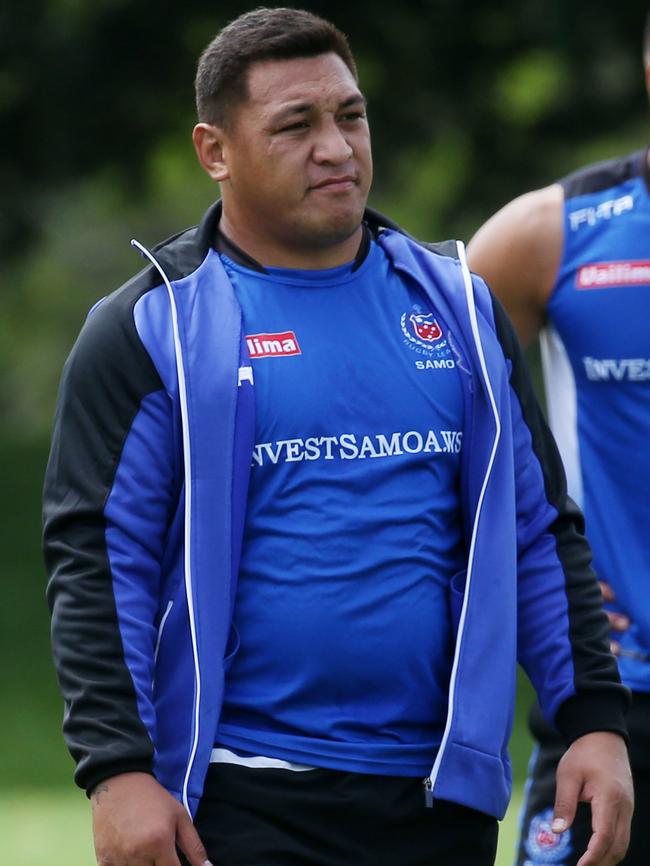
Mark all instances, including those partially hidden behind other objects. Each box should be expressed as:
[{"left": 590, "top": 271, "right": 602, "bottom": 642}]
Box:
[{"left": 299, "top": 206, "right": 366, "bottom": 249}]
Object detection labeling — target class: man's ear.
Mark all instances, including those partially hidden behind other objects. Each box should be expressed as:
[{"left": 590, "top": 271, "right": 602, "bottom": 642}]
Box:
[{"left": 192, "top": 123, "right": 230, "bottom": 182}]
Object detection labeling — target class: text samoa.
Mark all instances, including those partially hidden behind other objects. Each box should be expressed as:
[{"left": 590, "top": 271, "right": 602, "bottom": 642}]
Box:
[
  {"left": 251, "top": 429, "right": 463, "bottom": 467},
  {"left": 415, "top": 359, "right": 456, "bottom": 370}
]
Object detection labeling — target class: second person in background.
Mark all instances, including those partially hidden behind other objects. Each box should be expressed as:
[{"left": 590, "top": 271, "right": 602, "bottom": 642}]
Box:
[{"left": 467, "top": 12, "right": 650, "bottom": 866}]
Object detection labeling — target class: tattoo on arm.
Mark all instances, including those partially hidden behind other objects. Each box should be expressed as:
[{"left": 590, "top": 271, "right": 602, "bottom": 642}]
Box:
[{"left": 92, "top": 782, "right": 109, "bottom": 803}]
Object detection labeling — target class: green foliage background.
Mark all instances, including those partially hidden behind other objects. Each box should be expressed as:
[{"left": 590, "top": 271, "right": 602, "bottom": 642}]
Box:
[{"left": 0, "top": 0, "right": 645, "bottom": 835}]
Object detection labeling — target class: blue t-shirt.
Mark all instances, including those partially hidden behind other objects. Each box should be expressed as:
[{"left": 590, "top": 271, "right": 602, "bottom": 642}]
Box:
[
  {"left": 216, "top": 238, "right": 467, "bottom": 775},
  {"left": 543, "top": 150, "right": 650, "bottom": 689}
]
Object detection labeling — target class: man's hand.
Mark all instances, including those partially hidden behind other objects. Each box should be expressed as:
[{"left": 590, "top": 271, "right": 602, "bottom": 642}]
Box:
[
  {"left": 91, "top": 772, "right": 213, "bottom": 866},
  {"left": 552, "top": 732, "right": 633, "bottom": 866}
]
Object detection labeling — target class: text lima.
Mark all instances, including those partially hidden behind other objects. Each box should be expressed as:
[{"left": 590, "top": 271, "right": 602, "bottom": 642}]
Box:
[{"left": 246, "top": 331, "right": 301, "bottom": 358}]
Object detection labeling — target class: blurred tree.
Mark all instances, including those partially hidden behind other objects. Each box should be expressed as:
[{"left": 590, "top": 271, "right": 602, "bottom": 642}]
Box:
[
  {"left": 2, "top": 0, "right": 648, "bottom": 256},
  {"left": 2, "top": 0, "right": 649, "bottom": 434}
]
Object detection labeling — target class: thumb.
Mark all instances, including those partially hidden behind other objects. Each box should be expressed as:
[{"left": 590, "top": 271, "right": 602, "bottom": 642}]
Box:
[
  {"left": 176, "top": 809, "right": 213, "bottom": 866},
  {"left": 552, "top": 760, "right": 582, "bottom": 835}
]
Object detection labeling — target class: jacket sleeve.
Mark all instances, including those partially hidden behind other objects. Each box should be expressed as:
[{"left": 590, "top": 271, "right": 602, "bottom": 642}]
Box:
[
  {"left": 43, "top": 285, "right": 181, "bottom": 794},
  {"left": 490, "top": 293, "right": 629, "bottom": 744}
]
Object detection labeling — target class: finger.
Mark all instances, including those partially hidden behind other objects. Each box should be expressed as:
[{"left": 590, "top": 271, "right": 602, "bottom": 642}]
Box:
[
  {"left": 607, "top": 612, "right": 630, "bottom": 632},
  {"left": 598, "top": 581, "right": 616, "bottom": 602},
  {"left": 575, "top": 803, "right": 618, "bottom": 866},
  {"left": 577, "top": 780, "right": 632, "bottom": 866},
  {"left": 576, "top": 828, "right": 614, "bottom": 866},
  {"left": 176, "top": 811, "right": 213, "bottom": 866},
  {"left": 610, "top": 640, "right": 621, "bottom": 656},
  {"left": 552, "top": 762, "right": 582, "bottom": 835}
]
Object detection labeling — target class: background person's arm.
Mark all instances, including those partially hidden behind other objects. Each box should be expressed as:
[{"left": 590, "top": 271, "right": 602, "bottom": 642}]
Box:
[
  {"left": 467, "top": 183, "right": 564, "bottom": 347},
  {"left": 469, "top": 183, "right": 632, "bottom": 649}
]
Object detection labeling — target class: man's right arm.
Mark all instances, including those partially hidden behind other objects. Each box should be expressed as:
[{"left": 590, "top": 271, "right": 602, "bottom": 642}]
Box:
[
  {"left": 466, "top": 182, "right": 564, "bottom": 346},
  {"left": 43, "top": 290, "right": 209, "bottom": 866},
  {"left": 44, "top": 290, "right": 171, "bottom": 792}
]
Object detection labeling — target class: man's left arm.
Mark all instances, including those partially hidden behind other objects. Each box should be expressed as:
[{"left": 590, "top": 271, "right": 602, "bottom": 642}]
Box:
[{"left": 489, "top": 294, "right": 633, "bottom": 866}]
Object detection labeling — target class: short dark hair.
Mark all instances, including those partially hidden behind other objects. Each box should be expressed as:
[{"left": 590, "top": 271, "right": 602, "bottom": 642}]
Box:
[
  {"left": 195, "top": 7, "right": 358, "bottom": 128},
  {"left": 645, "top": 10, "right": 650, "bottom": 67}
]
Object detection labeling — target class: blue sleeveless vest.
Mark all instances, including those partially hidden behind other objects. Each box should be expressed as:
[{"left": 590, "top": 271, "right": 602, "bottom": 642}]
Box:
[{"left": 542, "top": 149, "right": 650, "bottom": 690}]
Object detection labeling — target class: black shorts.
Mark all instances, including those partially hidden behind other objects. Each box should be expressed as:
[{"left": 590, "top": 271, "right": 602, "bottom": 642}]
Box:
[
  {"left": 184, "top": 761, "right": 498, "bottom": 866},
  {"left": 515, "top": 692, "right": 650, "bottom": 866}
]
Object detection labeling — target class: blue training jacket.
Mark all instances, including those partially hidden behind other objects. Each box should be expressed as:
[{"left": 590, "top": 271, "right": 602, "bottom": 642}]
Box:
[{"left": 43, "top": 203, "right": 626, "bottom": 820}]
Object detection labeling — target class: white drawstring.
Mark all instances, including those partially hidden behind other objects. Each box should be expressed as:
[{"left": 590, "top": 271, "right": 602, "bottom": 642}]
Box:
[{"left": 131, "top": 239, "right": 202, "bottom": 816}]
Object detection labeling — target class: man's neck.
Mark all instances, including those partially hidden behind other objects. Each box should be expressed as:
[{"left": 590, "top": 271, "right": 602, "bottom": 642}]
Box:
[
  {"left": 215, "top": 222, "right": 372, "bottom": 274},
  {"left": 218, "top": 211, "right": 364, "bottom": 270}
]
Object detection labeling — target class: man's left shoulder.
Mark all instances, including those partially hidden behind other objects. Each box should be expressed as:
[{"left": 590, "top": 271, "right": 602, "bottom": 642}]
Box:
[
  {"left": 417, "top": 238, "right": 460, "bottom": 260},
  {"left": 365, "top": 206, "right": 460, "bottom": 262}
]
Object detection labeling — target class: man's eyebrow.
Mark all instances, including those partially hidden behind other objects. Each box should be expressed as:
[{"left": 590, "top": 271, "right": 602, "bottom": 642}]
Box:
[
  {"left": 339, "top": 94, "right": 367, "bottom": 110},
  {"left": 270, "top": 93, "right": 367, "bottom": 125},
  {"left": 270, "top": 102, "right": 312, "bottom": 124}
]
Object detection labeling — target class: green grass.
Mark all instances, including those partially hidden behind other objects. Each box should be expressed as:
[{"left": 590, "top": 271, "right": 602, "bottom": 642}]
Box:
[
  {"left": 0, "top": 789, "right": 94, "bottom": 866},
  {"left": 0, "top": 786, "right": 523, "bottom": 865},
  {"left": 497, "top": 787, "right": 523, "bottom": 865}
]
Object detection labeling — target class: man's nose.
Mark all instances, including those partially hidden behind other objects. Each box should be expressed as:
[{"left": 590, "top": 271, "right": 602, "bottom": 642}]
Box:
[{"left": 312, "top": 118, "right": 353, "bottom": 164}]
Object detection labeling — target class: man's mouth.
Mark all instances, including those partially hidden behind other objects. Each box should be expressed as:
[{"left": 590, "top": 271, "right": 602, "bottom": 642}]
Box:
[{"left": 310, "top": 175, "right": 357, "bottom": 192}]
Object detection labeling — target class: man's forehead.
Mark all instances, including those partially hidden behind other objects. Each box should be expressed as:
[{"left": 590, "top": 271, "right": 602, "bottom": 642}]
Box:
[{"left": 246, "top": 53, "right": 361, "bottom": 111}]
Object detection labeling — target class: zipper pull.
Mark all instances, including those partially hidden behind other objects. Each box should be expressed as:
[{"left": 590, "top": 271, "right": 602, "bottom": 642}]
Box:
[{"left": 423, "top": 776, "right": 434, "bottom": 808}]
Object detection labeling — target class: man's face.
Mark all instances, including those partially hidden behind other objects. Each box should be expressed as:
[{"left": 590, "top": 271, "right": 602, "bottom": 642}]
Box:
[{"left": 218, "top": 52, "right": 373, "bottom": 256}]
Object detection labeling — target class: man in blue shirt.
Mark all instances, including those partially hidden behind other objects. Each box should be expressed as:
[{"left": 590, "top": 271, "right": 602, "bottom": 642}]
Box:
[
  {"left": 467, "top": 14, "right": 650, "bottom": 866},
  {"left": 44, "top": 8, "right": 632, "bottom": 866}
]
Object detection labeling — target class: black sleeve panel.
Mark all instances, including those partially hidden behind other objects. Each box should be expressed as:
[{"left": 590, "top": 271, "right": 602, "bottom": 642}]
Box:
[
  {"left": 490, "top": 296, "right": 629, "bottom": 744},
  {"left": 43, "top": 281, "right": 167, "bottom": 793},
  {"left": 560, "top": 149, "right": 646, "bottom": 199}
]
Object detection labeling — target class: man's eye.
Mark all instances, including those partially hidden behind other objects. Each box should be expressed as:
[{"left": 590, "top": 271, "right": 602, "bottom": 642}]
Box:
[
  {"left": 339, "top": 111, "right": 366, "bottom": 122},
  {"left": 278, "top": 121, "right": 309, "bottom": 133}
]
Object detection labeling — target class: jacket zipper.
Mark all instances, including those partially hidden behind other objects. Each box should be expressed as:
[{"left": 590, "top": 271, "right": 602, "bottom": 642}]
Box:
[
  {"left": 131, "top": 239, "right": 202, "bottom": 817},
  {"left": 423, "top": 241, "right": 502, "bottom": 806}
]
